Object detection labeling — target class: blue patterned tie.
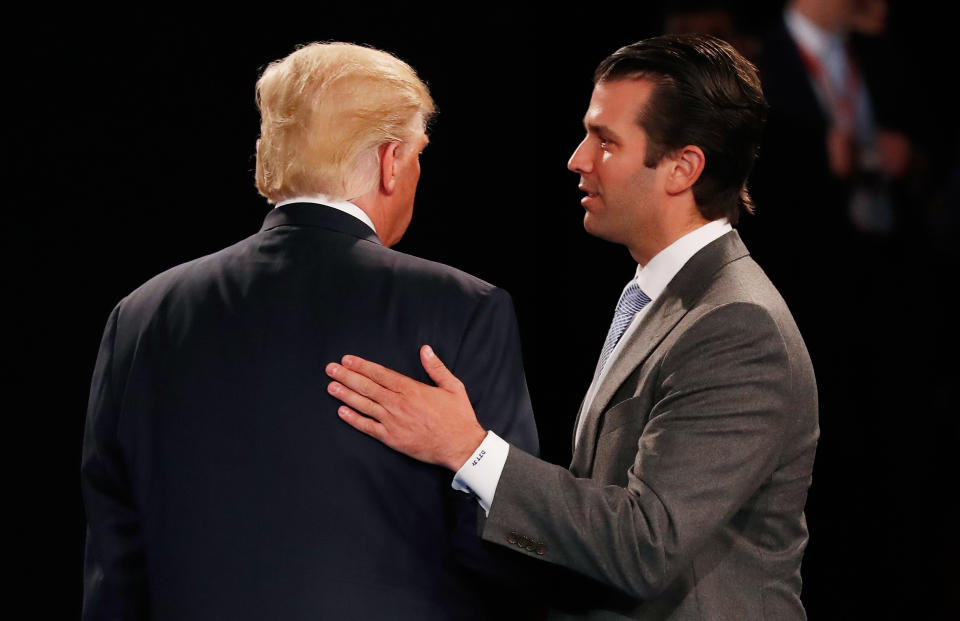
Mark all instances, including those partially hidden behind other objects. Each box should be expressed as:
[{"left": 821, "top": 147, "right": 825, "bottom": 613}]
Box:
[{"left": 596, "top": 280, "right": 651, "bottom": 376}]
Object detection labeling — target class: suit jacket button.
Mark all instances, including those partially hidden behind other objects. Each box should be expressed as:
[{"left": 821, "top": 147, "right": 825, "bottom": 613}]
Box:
[
  {"left": 517, "top": 535, "right": 530, "bottom": 547},
  {"left": 506, "top": 532, "right": 518, "bottom": 545},
  {"left": 536, "top": 544, "right": 547, "bottom": 556}
]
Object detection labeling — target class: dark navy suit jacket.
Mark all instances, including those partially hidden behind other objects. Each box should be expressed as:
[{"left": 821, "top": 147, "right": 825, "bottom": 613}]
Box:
[{"left": 81, "top": 203, "right": 540, "bottom": 620}]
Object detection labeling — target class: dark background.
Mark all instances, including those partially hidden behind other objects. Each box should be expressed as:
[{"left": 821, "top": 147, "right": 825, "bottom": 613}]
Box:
[{"left": 9, "top": 2, "right": 957, "bottom": 618}]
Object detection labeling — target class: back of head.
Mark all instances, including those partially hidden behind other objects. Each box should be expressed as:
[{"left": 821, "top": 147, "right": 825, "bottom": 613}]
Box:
[
  {"left": 255, "top": 42, "right": 435, "bottom": 203},
  {"left": 595, "top": 34, "right": 767, "bottom": 224}
]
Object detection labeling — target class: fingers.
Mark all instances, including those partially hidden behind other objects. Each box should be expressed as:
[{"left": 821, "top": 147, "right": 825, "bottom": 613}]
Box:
[
  {"left": 336, "top": 405, "right": 387, "bottom": 442},
  {"left": 327, "top": 380, "right": 389, "bottom": 421},
  {"left": 326, "top": 362, "right": 394, "bottom": 405},
  {"left": 340, "top": 355, "right": 406, "bottom": 392},
  {"left": 420, "top": 345, "right": 465, "bottom": 393}
]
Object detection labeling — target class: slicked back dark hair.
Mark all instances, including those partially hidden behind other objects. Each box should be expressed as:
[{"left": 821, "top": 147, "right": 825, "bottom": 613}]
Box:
[{"left": 594, "top": 34, "right": 767, "bottom": 224}]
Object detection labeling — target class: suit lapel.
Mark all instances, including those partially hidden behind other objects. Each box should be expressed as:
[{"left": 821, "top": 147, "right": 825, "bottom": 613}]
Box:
[
  {"left": 570, "top": 295, "right": 686, "bottom": 476},
  {"left": 571, "top": 231, "right": 751, "bottom": 476},
  {"left": 570, "top": 394, "right": 588, "bottom": 464}
]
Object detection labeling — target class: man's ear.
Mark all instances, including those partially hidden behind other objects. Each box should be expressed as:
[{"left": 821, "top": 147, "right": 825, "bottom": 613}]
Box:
[
  {"left": 379, "top": 142, "right": 400, "bottom": 195},
  {"left": 664, "top": 145, "right": 705, "bottom": 196}
]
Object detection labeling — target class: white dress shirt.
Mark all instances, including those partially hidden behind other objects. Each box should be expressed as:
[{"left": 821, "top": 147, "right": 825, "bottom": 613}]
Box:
[
  {"left": 277, "top": 195, "right": 377, "bottom": 235},
  {"left": 453, "top": 218, "right": 733, "bottom": 514}
]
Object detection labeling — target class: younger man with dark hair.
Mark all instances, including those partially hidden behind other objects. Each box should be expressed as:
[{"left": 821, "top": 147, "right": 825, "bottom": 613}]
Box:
[{"left": 327, "top": 34, "right": 819, "bottom": 620}]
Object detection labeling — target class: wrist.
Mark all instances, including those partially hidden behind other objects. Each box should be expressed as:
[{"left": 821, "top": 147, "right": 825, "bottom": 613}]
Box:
[{"left": 447, "top": 426, "right": 488, "bottom": 471}]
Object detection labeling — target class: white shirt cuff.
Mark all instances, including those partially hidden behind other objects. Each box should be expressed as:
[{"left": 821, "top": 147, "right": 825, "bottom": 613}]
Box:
[{"left": 451, "top": 430, "right": 510, "bottom": 515}]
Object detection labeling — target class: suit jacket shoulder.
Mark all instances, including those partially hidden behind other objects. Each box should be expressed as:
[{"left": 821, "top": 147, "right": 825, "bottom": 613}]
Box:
[{"left": 82, "top": 204, "right": 538, "bottom": 621}]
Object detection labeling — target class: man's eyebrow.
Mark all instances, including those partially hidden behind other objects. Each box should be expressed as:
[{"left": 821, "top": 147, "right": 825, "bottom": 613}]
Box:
[{"left": 585, "top": 122, "right": 621, "bottom": 142}]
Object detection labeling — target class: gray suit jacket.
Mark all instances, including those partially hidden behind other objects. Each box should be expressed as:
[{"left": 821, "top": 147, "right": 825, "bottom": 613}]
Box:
[{"left": 482, "top": 231, "right": 818, "bottom": 620}]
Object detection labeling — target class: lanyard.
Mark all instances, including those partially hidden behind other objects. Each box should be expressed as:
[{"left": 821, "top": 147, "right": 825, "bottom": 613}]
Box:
[{"left": 796, "top": 42, "right": 861, "bottom": 131}]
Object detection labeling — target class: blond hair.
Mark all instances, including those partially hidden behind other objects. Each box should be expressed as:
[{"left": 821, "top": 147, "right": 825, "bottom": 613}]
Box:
[{"left": 254, "top": 42, "right": 434, "bottom": 203}]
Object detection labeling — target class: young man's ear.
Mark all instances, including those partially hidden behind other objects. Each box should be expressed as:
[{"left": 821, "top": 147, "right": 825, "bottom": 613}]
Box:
[{"left": 664, "top": 145, "right": 705, "bottom": 196}]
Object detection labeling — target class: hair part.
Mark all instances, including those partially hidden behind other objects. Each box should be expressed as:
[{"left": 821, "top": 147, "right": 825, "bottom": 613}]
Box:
[
  {"left": 255, "top": 42, "right": 435, "bottom": 203},
  {"left": 594, "top": 34, "right": 767, "bottom": 224}
]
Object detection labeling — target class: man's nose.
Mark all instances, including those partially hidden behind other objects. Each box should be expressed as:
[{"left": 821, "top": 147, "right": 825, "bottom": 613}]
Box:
[{"left": 567, "top": 138, "right": 592, "bottom": 174}]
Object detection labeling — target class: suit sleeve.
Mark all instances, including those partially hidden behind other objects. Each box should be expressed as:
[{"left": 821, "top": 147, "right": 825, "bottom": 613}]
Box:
[
  {"left": 451, "top": 287, "right": 539, "bottom": 455},
  {"left": 480, "top": 302, "right": 794, "bottom": 599},
  {"left": 81, "top": 302, "right": 148, "bottom": 620},
  {"left": 442, "top": 287, "right": 542, "bottom": 586}
]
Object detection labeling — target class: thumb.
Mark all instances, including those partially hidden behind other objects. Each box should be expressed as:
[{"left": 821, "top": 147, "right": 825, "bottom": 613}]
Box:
[{"left": 420, "top": 345, "right": 463, "bottom": 392}]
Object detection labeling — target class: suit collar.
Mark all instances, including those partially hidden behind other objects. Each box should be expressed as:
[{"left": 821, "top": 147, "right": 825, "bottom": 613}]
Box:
[
  {"left": 634, "top": 218, "right": 733, "bottom": 302},
  {"left": 570, "top": 230, "right": 751, "bottom": 475},
  {"left": 260, "top": 202, "right": 382, "bottom": 245}
]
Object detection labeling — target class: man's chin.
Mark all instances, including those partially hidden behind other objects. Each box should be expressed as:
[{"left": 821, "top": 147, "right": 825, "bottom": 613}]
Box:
[
  {"left": 583, "top": 212, "right": 605, "bottom": 239},
  {"left": 583, "top": 213, "right": 625, "bottom": 247}
]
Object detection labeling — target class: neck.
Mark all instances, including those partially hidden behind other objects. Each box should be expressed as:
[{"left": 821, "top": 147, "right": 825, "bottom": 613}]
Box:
[
  {"left": 791, "top": 0, "right": 847, "bottom": 34},
  {"left": 353, "top": 195, "right": 388, "bottom": 241},
  {"left": 629, "top": 203, "right": 709, "bottom": 266}
]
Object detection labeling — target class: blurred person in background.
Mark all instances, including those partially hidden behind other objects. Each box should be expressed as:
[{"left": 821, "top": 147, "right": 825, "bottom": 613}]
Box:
[
  {"left": 743, "top": 1, "right": 957, "bottom": 618},
  {"left": 746, "top": 0, "right": 915, "bottom": 280}
]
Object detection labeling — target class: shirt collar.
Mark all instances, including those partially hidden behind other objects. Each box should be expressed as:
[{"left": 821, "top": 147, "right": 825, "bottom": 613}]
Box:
[
  {"left": 634, "top": 218, "right": 733, "bottom": 301},
  {"left": 276, "top": 195, "right": 377, "bottom": 235}
]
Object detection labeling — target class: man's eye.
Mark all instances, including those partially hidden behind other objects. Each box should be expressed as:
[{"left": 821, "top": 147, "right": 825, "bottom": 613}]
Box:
[{"left": 599, "top": 138, "right": 610, "bottom": 149}]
